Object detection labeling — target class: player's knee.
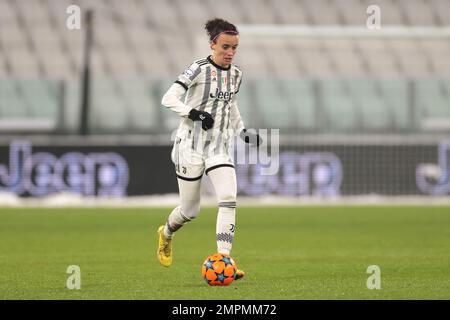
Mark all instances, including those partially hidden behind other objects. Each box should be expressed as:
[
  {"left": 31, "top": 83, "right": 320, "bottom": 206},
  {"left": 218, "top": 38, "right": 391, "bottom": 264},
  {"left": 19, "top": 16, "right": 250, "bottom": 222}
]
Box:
[
  {"left": 217, "top": 188, "right": 236, "bottom": 202},
  {"left": 217, "top": 192, "right": 237, "bottom": 209},
  {"left": 181, "top": 200, "right": 201, "bottom": 220}
]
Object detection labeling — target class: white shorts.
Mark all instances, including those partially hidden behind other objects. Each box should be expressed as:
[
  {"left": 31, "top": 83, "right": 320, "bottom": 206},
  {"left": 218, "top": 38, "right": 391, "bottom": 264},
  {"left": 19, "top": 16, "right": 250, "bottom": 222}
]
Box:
[{"left": 171, "top": 132, "right": 234, "bottom": 181}]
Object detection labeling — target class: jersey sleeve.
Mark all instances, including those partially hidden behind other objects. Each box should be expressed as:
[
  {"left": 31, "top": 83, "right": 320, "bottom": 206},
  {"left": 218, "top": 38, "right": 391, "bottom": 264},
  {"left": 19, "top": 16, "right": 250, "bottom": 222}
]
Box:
[
  {"left": 230, "top": 68, "right": 245, "bottom": 133},
  {"left": 234, "top": 74, "right": 243, "bottom": 94},
  {"left": 229, "top": 100, "right": 245, "bottom": 134},
  {"left": 174, "top": 62, "right": 202, "bottom": 91},
  {"left": 161, "top": 61, "right": 203, "bottom": 117},
  {"left": 233, "top": 67, "right": 243, "bottom": 94},
  {"left": 161, "top": 83, "right": 192, "bottom": 117}
]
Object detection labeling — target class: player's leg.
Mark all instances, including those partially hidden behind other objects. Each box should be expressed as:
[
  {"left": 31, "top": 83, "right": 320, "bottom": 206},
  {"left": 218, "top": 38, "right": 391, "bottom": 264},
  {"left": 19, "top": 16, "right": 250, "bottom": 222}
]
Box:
[
  {"left": 206, "top": 165, "right": 237, "bottom": 256},
  {"left": 164, "top": 176, "right": 202, "bottom": 238},
  {"left": 206, "top": 164, "right": 245, "bottom": 280},
  {"left": 157, "top": 177, "right": 202, "bottom": 267},
  {"left": 157, "top": 176, "right": 202, "bottom": 266},
  {"left": 165, "top": 135, "right": 205, "bottom": 237},
  {"left": 157, "top": 136, "right": 204, "bottom": 267},
  {"left": 157, "top": 135, "right": 204, "bottom": 267}
]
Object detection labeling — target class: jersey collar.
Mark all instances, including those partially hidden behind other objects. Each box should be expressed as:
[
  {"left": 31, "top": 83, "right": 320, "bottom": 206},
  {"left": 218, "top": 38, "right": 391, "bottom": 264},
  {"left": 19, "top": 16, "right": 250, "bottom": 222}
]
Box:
[{"left": 207, "top": 55, "right": 231, "bottom": 71}]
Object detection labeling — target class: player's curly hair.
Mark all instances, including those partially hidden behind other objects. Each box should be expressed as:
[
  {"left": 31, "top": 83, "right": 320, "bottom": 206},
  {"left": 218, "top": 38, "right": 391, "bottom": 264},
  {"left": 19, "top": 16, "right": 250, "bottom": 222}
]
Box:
[{"left": 204, "top": 18, "right": 239, "bottom": 43}]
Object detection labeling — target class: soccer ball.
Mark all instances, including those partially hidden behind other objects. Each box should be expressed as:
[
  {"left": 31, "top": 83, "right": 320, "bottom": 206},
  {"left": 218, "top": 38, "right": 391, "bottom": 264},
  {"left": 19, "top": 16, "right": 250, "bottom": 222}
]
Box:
[{"left": 201, "top": 253, "right": 237, "bottom": 286}]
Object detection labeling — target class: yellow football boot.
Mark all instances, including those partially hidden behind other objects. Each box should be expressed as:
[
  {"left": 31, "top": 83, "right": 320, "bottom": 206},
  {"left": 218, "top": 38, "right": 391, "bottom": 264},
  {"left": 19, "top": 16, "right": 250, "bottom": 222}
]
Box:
[
  {"left": 157, "top": 225, "right": 172, "bottom": 267},
  {"left": 235, "top": 269, "right": 245, "bottom": 280}
]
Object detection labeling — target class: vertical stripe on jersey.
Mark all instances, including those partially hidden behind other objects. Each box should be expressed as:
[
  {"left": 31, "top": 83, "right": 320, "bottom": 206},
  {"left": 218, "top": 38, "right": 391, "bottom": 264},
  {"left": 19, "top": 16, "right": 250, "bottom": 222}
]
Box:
[
  {"left": 186, "top": 83, "right": 198, "bottom": 150},
  {"left": 215, "top": 69, "right": 232, "bottom": 155},
  {"left": 228, "top": 69, "right": 241, "bottom": 132},
  {"left": 204, "top": 68, "right": 222, "bottom": 154},
  {"left": 192, "top": 119, "right": 203, "bottom": 152},
  {"left": 186, "top": 81, "right": 198, "bottom": 106},
  {"left": 223, "top": 68, "right": 240, "bottom": 154},
  {"left": 199, "top": 66, "right": 211, "bottom": 112},
  {"left": 193, "top": 66, "right": 211, "bottom": 152}
]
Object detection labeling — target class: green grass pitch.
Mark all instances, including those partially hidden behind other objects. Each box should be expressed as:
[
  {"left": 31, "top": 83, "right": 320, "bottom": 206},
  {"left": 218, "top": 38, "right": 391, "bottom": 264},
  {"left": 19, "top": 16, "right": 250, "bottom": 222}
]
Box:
[{"left": 0, "top": 206, "right": 449, "bottom": 299}]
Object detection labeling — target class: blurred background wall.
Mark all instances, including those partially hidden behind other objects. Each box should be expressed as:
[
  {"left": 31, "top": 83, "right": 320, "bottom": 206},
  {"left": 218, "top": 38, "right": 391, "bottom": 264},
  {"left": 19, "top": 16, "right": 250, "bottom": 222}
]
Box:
[{"left": 0, "top": 0, "right": 449, "bottom": 200}]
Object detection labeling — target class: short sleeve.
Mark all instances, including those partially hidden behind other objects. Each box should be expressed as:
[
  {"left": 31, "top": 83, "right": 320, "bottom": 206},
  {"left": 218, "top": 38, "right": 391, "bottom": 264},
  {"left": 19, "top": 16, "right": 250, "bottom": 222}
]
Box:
[
  {"left": 175, "top": 62, "right": 202, "bottom": 91},
  {"left": 234, "top": 70, "right": 243, "bottom": 94}
]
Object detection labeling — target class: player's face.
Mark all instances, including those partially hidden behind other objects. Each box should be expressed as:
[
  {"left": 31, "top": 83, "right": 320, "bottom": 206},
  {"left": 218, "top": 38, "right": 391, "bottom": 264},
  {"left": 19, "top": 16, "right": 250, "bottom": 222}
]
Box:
[{"left": 211, "top": 34, "right": 239, "bottom": 67}]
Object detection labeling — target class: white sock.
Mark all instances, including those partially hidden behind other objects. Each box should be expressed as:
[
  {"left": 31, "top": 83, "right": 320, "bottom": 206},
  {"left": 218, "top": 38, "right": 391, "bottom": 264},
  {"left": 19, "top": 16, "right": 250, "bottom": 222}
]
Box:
[
  {"left": 216, "top": 205, "right": 236, "bottom": 255},
  {"left": 164, "top": 206, "right": 191, "bottom": 239},
  {"left": 207, "top": 166, "right": 237, "bottom": 255}
]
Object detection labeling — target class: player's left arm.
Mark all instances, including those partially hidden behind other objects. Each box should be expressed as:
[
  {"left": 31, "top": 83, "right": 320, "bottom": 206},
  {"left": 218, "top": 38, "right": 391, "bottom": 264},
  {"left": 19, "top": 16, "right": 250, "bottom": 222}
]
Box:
[
  {"left": 229, "top": 99, "right": 245, "bottom": 134},
  {"left": 230, "top": 98, "right": 263, "bottom": 147},
  {"left": 229, "top": 70, "right": 263, "bottom": 147}
]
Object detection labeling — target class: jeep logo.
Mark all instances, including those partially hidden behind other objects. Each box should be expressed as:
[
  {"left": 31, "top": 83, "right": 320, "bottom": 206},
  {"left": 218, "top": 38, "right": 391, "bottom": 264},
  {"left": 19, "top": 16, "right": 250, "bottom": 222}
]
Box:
[{"left": 209, "top": 88, "right": 234, "bottom": 101}]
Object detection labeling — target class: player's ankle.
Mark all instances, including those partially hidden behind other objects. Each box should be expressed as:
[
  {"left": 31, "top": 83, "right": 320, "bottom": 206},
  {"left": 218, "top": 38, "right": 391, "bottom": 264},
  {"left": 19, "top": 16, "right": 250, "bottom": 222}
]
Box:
[{"left": 163, "top": 225, "right": 173, "bottom": 239}]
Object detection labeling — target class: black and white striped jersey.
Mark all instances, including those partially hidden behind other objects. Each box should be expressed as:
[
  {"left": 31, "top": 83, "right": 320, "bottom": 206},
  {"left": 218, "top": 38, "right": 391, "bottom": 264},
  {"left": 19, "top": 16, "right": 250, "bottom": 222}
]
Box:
[{"left": 168, "top": 55, "right": 245, "bottom": 155}]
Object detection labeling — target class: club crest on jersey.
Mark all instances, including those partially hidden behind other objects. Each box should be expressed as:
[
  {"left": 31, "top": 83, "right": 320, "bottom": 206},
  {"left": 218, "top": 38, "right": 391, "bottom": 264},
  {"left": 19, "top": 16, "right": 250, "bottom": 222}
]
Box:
[
  {"left": 211, "top": 70, "right": 217, "bottom": 81},
  {"left": 210, "top": 87, "right": 234, "bottom": 101}
]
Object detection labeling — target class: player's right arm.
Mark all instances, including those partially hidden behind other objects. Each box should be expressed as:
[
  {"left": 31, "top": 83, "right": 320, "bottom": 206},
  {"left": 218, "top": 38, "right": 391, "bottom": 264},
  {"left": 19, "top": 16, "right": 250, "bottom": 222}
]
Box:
[
  {"left": 161, "top": 62, "right": 201, "bottom": 117},
  {"left": 161, "top": 83, "right": 192, "bottom": 117},
  {"left": 161, "top": 62, "right": 214, "bottom": 130}
]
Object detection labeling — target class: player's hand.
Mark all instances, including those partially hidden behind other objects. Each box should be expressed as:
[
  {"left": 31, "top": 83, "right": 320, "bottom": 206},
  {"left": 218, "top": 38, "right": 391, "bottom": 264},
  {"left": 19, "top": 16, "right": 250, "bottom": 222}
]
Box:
[
  {"left": 188, "top": 109, "right": 214, "bottom": 131},
  {"left": 239, "top": 129, "right": 263, "bottom": 147}
]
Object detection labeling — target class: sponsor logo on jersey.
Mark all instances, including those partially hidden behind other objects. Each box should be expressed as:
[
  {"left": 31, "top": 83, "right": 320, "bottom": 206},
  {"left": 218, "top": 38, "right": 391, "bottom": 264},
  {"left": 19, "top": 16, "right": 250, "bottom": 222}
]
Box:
[{"left": 209, "top": 87, "right": 234, "bottom": 101}]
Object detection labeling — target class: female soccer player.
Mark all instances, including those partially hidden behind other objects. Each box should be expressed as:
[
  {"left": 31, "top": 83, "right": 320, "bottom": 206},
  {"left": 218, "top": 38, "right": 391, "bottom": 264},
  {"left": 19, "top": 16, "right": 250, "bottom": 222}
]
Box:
[{"left": 157, "top": 18, "right": 261, "bottom": 280}]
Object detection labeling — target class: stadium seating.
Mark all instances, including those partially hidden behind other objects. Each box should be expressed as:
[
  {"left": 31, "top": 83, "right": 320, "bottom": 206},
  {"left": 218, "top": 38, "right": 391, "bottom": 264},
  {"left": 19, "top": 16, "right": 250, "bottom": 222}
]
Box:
[
  {"left": 282, "top": 79, "right": 316, "bottom": 130},
  {"left": 379, "top": 79, "right": 410, "bottom": 129},
  {"left": 321, "top": 80, "right": 358, "bottom": 130},
  {"left": 0, "top": 78, "right": 60, "bottom": 132},
  {"left": 416, "top": 79, "right": 450, "bottom": 122},
  {"left": 0, "top": 0, "right": 449, "bottom": 133},
  {"left": 0, "top": 79, "right": 29, "bottom": 118}
]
